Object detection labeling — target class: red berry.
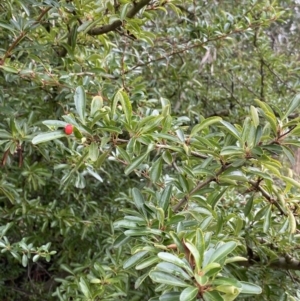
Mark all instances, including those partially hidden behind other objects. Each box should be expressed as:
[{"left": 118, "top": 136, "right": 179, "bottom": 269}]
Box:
[{"left": 64, "top": 124, "right": 73, "bottom": 135}]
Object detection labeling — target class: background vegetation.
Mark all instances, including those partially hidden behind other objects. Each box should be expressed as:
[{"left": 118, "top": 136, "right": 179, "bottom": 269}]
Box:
[{"left": 1, "top": 0, "right": 300, "bottom": 300}]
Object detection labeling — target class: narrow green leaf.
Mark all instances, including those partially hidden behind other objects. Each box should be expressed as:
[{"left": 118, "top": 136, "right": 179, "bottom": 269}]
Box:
[
  {"left": 74, "top": 86, "right": 86, "bottom": 123},
  {"left": 239, "top": 281, "right": 262, "bottom": 294},
  {"left": 32, "top": 131, "right": 66, "bottom": 144},
  {"left": 202, "top": 262, "right": 221, "bottom": 278},
  {"left": 89, "top": 142, "right": 99, "bottom": 162},
  {"left": 77, "top": 20, "right": 93, "bottom": 32},
  {"left": 113, "top": 233, "right": 132, "bottom": 248},
  {"left": 0, "top": 129, "right": 13, "bottom": 139},
  {"left": 125, "top": 153, "right": 148, "bottom": 175},
  {"left": 243, "top": 195, "right": 253, "bottom": 217},
  {"left": 288, "top": 210, "right": 297, "bottom": 234},
  {"left": 195, "top": 228, "right": 205, "bottom": 266},
  {"left": 123, "top": 251, "right": 148, "bottom": 269},
  {"left": 22, "top": 254, "right": 28, "bottom": 267},
  {"left": 79, "top": 277, "right": 91, "bottom": 298},
  {"left": 0, "top": 22, "right": 15, "bottom": 32},
  {"left": 209, "top": 241, "right": 237, "bottom": 264},
  {"left": 225, "top": 256, "right": 248, "bottom": 264},
  {"left": 220, "top": 121, "right": 241, "bottom": 141},
  {"left": 149, "top": 271, "right": 189, "bottom": 287},
  {"left": 42, "top": 120, "right": 68, "bottom": 128},
  {"left": 250, "top": 106, "right": 259, "bottom": 127},
  {"left": 132, "top": 188, "right": 145, "bottom": 212},
  {"left": 169, "top": 231, "right": 185, "bottom": 254},
  {"left": 156, "top": 262, "right": 192, "bottom": 280},
  {"left": 263, "top": 205, "right": 272, "bottom": 233},
  {"left": 157, "top": 252, "right": 187, "bottom": 269},
  {"left": 220, "top": 146, "right": 245, "bottom": 156},
  {"left": 150, "top": 157, "right": 163, "bottom": 183},
  {"left": 159, "top": 185, "right": 172, "bottom": 212},
  {"left": 0, "top": 65, "right": 18, "bottom": 73},
  {"left": 136, "top": 255, "right": 160, "bottom": 270},
  {"left": 282, "top": 176, "right": 300, "bottom": 190},
  {"left": 135, "top": 272, "right": 149, "bottom": 289},
  {"left": 90, "top": 95, "right": 103, "bottom": 116},
  {"left": 283, "top": 94, "right": 300, "bottom": 120},
  {"left": 180, "top": 286, "right": 198, "bottom": 301},
  {"left": 120, "top": 90, "right": 132, "bottom": 125},
  {"left": 185, "top": 242, "right": 201, "bottom": 273},
  {"left": 159, "top": 292, "right": 180, "bottom": 301},
  {"left": 191, "top": 117, "right": 222, "bottom": 137},
  {"left": 203, "top": 291, "right": 223, "bottom": 301}
]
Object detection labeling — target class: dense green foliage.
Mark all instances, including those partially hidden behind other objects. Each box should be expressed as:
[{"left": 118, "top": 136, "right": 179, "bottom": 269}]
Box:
[{"left": 1, "top": 0, "right": 300, "bottom": 300}]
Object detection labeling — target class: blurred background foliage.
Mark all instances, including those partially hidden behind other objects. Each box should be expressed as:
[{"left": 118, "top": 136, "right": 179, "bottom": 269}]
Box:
[{"left": 1, "top": 0, "right": 300, "bottom": 300}]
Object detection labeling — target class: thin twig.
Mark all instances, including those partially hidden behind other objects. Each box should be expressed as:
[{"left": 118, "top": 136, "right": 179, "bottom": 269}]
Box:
[{"left": 2, "top": 7, "right": 52, "bottom": 62}]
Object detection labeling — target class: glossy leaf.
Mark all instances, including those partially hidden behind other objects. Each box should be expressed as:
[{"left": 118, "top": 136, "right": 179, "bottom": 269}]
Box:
[
  {"left": 74, "top": 86, "right": 86, "bottom": 123},
  {"left": 209, "top": 242, "right": 237, "bottom": 264},
  {"left": 32, "top": 131, "right": 66, "bottom": 144},
  {"left": 179, "top": 287, "right": 198, "bottom": 301},
  {"left": 149, "top": 271, "right": 189, "bottom": 287}
]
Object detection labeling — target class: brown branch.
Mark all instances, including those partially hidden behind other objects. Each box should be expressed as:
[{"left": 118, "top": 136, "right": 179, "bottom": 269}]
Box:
[
  {"left": 88, "top": 0, "right": 151, "bottom": 36},
  {"left": 248, "top": 179, "right": 285, "bottom": 215},
  {"left": 173, "top": 164, "right": 231, "bottom": 212},
  {"left": 2, "top": 7, "right": 51, "bottom": 62}
]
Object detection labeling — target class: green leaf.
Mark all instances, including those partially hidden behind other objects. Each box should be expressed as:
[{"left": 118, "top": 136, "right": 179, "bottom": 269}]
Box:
[
  {"left": 202, "top": 262, "right": 221, "bottom": 278},
  {"left": 135, "top": 272, "right": 150, "bottom": 289},
  {"left": 157, "top": 252, "right": 188, "bottom": 269},
  {"left": 263, "top": 205, "right": 272, "bottom": 233},
  {"left": 74, "top": 86, "right": 86, "bottom": 124},
  {"left": 0, "top": 129, "right": 13, "bottom": 139},
  {"left": 132, "top": 188, "right": 145, "bottom": 213},
  {"left": 150, "top": 157, "right": 163, "bottom": 183},
  {"left": 22, "top": 254, "right": 28, "bottom": 267},
  {"left": 185, "top": 241, "right": 201, "bottom": 273},
  {"left": 159, "top": 292, "right": 180, "bottom": 301},
  {"left": 203, "top": 291, "right": 223, "bottom": 301},
  {"left": 195, "top": 228, "right": 205, "bottom": 264},
  {"left": 123, "top": 251, "right": 148, "bottom": 269},
  {"left": 0, "top": 65, "right": 18, "bottom": 73},
  {"left": 288, "top": 210, "right": 297, "bottom": 234},
  {"left": 209, "top": 241, "right": 237, "bottom": 264},
  {"left": 125, "top": 152, "right": 148, "bottom": 175},
  {"left": 169, "top": 231, "right": 185, "bottom": 254},
  {"left": 42, "top": 120, "right": 68, "bottom": 128},
  {"left": 113, "top": 233, "right": 132, "bottom": 248},
  {"left": 32, "top": 131, "right": 66, "bottom": 144},
  {"left": 119, "top": 90, "right": 132, "bottom": 125},
  {"left": 89, "top": 142, "right": 99, "bottom": 162},
  {"left": 136, "top": 255, "right": 160, "bottom": 270},
  {"left": 180, "top": 286, "right": 198, "bottom": 301},
  {"left": 220, "top": 121, "right": 241, "bottom": 141},
  {"left": 283, "top": 94, "right": 300, "bottom": 120},
  {"left": 250, "top": 106, "right": 259, "bottom": 127},
  {"left": 90, "top": 95, "right": 103, "bottom": 116},
  {"left": 281, "top": 176, "right": 300, "bottom": 190},
  {"left": 225, "top": 256, "right": 248, "bottom": 264},
  {"left": 79, "top": 277, "right": 91, "bottom": 298},
  {"left": 111, "top": 89, "right": 132, "bottom": 124},
  {"left": 149, "top": 271, "right": 189, "bottom": 287},
  {"left": 159, "top": 185, "right": 172, "bottom": 212},
  {"left": 220, "top": 146, "right": 245, "bottom": 156},
  {"left": 0, "top": 22, "right": 15, "bottom": 32},
  {"left": 156, "top": 262, "right": 192, "bottom": 280},
  {"left": 243, "top": 195, "right": 254, "bottom": 217},
  {"left": 191, "top": 117, "right": 222, "bottom": 137},
  {"left": 239, "top": 281, "right": 262, "bottom": 294}
]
